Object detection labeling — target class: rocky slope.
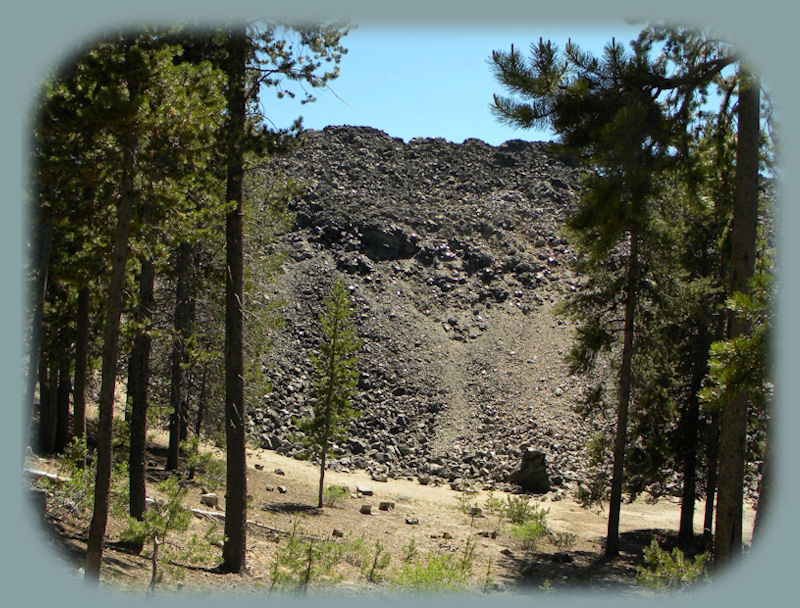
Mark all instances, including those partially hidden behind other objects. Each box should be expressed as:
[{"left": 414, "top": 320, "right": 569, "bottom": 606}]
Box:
[{"left": 247, "top": 125, "right": 606, "bottom": 494}]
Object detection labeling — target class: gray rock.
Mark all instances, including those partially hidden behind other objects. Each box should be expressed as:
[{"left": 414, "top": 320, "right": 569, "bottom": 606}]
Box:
[
  {"left": 505, "top": 447, "right": 551, "bottom": 494},
  {"left": 347, "top": 437, "right": 368, "bottom": 455},
  {"left": 200, "top": 493, "right": 218, "bottom": 508},
  {"left": 356, "top": 485, "right": 373, "bottom": 496}
]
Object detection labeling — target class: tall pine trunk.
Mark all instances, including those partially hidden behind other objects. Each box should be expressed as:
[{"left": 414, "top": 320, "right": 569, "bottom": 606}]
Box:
[
  {"left": 25, "top": 213, "right": 53, "bottom": 441},
  {"left": 714, "top": 71, "right": 760, "bottom": 565},
  {"left": 72, "top": 285, "right": 90, "bottom": 440},
  {"left": 703, "top": 412, "right": 720, "bottom": 549},
  {"left": 221, "top": 25, "right": 248, "bottom": 574},
  {"left": 678, "top": 344, "right": 710, "bottom": 541},
  {"left": 167, "top": 242, "right": 193, "bottom": 472},
  {"left": 195, "top": 362, "right": 208, "bottom": 438},
  {"left": 128, "top": 259, "right": 155, "bottom": 522},
  {"left": 677, "top": 391, "right": 700, "bottom": 540},
  {"left": 605, "top": 228, "right": 639, "bottom": 558},
  {"left": 84, "top": 41, "right": 140, "bottom": 582},
  {"left": 317, "top": 312, "right": 340, "bottom": 508},
  {"left": 37, "top": 347, "right": 57, "bottom": 454},
  {"left": 54, "top": 329, "right": 72, "bottom": 454}
]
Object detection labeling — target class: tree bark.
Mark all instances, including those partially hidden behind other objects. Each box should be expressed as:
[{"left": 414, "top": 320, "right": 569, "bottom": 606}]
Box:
[
  {"left": 128, "top": 259, "right": 155, "bottom": 522},
  {"left": 25, "top": 214, "right": 53, "bottom": 440},
  {"left": 605, "top": 228, "right": 638, "bottom": 558},
  {"left": 195, "top": 361, "right": 208, "bottom": 438},
  {"left": 752, "top": 440, "right": 769, "bottom": 541},
  {"left": 84, "top": 41, "right": 140, "bottom": 582},
  {"left": 317, "top": 311, "right": 339, "bottom": 508},
  {"left": 54, "top": 329, "right": 72, "bottom": 454},
  {"left": 317, "top": 447, "right": 328, "bottom": 509},
  {"left": 714, "top": 70, "right": 760, "bottom": 565},
  {"left": 221, "top": 25, "right": 248, "bottom": 574},
  {"left": 678, "top": 340, "right": 710, "bottom": 541},
  {"left": 72, "top": 286, "right": 90, "bottom": 441},
  {"left": 167, "top": 242, "right": 194, "bottom": 472},
  {"left": 37, "top": 348, "right": 57, "bottom": 455},
  {"left": 703, "top": 411, "right": 720, "bottom": 549},
  {"left": 678, "top": 391, "right": 700, "bottom": 541}
]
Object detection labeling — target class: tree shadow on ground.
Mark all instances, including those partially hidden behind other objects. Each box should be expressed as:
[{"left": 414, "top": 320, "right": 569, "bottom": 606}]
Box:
[
  {"left": 260, "top": 502, "right": 321, "bottom": 516},
  {"left": 37, "top": 515, "right": 145, "bottom": 579},
  {"left": 37, "top": 516, "right": 87, "bottom": 567},
  {"left": 498, "top": 528, "right": 705, "bottom": 593}
]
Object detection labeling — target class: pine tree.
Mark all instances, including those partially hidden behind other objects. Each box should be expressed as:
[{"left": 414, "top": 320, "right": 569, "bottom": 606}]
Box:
[
  {"left": 169, "top": 21, "right": 350, "bottom": 573},
  {"left": 298, "top": 279, "right": 362, "bottom": 509},
  {"left": 491, "top": 35, "right": 678, "bottom": 557},
  {"left": 701, "top": 271, "right": 773, "bottom": 544},
  {"left": 490, "top": 25, "right": 769, "bottom": 559},
  {"left": 713, "top": 70, "right": 761, "bottom": 564},
  {"left": 84, "top": 34, "right": 146, "bottom": 582}
]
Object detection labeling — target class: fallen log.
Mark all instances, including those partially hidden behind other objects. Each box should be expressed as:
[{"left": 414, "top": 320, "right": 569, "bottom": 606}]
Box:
[{"left": 24, "top": 468, "right": 69, "bottom": 484}]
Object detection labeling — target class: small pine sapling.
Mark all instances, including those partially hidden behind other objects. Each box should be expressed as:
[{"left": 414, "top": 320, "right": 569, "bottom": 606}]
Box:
[
  {"left": 120, "top": 476, "right": 192, "bottom": 594},
  {"left": 270, "top": 518, "right": 347, "bottom": 592},
  {"left": 400, "top": 537, "right": 418, "bottom": 564},
  {"left": 362, "top": 539, "right": 390, "bottom": 583},
  {"left": 297, "top": 280, "right": 362, "bottom": 508}
]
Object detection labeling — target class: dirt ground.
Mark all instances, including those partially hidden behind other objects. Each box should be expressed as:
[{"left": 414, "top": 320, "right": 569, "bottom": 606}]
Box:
[{"left": 25, "top": 427, "right": 756, "bottom": 598}]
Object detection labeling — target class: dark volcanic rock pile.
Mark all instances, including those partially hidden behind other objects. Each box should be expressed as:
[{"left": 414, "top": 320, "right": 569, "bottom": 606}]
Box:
[{"left": 248, "top": 125, "right": 604, "bottom": 494}]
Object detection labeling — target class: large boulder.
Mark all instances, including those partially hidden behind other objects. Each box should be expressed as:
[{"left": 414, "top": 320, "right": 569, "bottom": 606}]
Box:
[
  {"left": 360, "top": 224, "right": 418, "bottom": 261},
  {"left": 505, "top": 447, "right": 551, "bottom": 493}
]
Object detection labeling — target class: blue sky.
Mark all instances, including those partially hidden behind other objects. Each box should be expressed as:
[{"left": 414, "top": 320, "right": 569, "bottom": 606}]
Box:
[{"left": 259, "top": 23, "right": 644, "bottom": 146}]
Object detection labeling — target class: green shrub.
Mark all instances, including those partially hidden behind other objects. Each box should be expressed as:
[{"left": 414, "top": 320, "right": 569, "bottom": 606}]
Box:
[
  {"left": 269, "top": 518, "right": 346, "bottom": 592},
  {"left": 504, "top": 495, "right": 548, "bottom": 525},
  {"left": 635, "top": 540, "right": 709, "bottom": 590},
  {"left": 483, "top": 490, "right": 504, "bottom": 517},
  {"left": 455, "top": 489, "right": 478, "bottom": 515},
  {"left": 511, "top": 519, "right": 550, "bottom": 551},
  {"left": 392, "top": 537, "right": 476, "bottom": 592},
  {"left": 38, "top": 437, "right": 128, "bottom": 521},
  {"left": 323, "top": 484, "right": 349, "bottom": 507},
  {"left": 119, "top": 476, "right": 211, "bottom": 593},
  {"left": 400, "top": 537, "right": 419, "bottom": 564},
  {"left": 551, "top": 531, "right": 578, "bottom": 551},
  {"left": 37, "top": 437, "right": 95, "bottom": 518},
  {"left": 341, "top": 534, "right": 368, "bottom": 568},
  {"left": 575, "top": 478, "right": 607, "bottom": 509},
  {"left": 182, "top": 439, "right": 226, "bottom": 491}
]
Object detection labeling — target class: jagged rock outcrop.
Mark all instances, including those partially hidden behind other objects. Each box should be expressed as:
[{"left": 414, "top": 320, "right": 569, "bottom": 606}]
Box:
[
  {"left": 247, "top": 125, "right": 604, "bottom": 493},
  {"left": 506, "top": 447, "right": 551, "bottom": 494}
]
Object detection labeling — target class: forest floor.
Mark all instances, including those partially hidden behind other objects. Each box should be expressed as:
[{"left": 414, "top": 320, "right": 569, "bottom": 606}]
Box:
[{"left": 24, "top": 426, "right": 756, "bottom": 599}]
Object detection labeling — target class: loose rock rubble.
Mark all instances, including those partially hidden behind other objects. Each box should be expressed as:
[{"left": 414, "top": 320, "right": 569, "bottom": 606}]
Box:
[{"left": 247, "top": 125, "right": 610, "bottom": 495}]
